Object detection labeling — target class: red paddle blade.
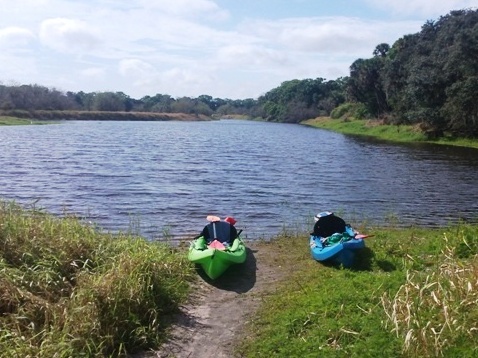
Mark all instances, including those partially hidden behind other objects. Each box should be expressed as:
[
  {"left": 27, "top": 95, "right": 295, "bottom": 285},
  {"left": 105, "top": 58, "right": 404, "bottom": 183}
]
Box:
[
  {"left": 355, "top": 234, "right": 373, "bottom": 239},
  {"left": 206, "top": 215, "right": 221, "bottom": 222},
  {"left": 208, "top": 240, "right": 226, "bottom": 250}
]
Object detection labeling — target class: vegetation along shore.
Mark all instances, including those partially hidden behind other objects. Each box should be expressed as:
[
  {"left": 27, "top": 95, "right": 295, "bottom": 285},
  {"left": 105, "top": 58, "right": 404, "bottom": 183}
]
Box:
[
  {"left": 2, "top": 201, "right": 478, "bottom": 357},
  {"left": 302, "top": 116, "right": 478, "bottom": 149},
  {"left": 237, "top": 221, "right": 478, "bottom": 357},
  {"left": 0, "top": 201, "right": 195, "bottom": 357}
]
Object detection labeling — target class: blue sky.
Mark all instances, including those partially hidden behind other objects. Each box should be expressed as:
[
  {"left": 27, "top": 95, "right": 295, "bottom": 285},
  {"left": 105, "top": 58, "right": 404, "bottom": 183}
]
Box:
[{"left": 0, "top": 0, "right": 476, "bottom": 100}]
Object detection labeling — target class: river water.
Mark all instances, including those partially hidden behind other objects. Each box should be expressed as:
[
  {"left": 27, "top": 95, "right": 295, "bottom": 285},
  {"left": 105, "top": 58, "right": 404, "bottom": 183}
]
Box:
[{"left": 1, "top": 119, "right": 477, "bottom": 241}]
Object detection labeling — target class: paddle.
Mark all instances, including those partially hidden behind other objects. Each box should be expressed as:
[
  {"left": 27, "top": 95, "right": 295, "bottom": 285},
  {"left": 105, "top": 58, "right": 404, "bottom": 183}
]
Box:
[
  {"left": 206, "top": 215, "right": 221, "bottom": 222},
  {"left": 355, "top": 234, "right": 374, "bottom": 239}
]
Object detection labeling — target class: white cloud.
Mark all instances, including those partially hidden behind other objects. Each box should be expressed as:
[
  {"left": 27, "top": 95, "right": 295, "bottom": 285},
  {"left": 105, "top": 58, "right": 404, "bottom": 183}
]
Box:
[
  {"left": 81, "top": 67, "right": 105, "bottom": 77},
  {"left": 0, "top": 27, "right": 35, "bottom": 47},
  {"left": 0, "top": 0, "right": 474, "bottom": 99},
  {"left": 216, "top": 44, "right": 289, "bottom": 68},
  {"left": 163, "top": 67, "right": 210, "bottom": 87},
  {"left": 117, "top": 59, "right": 162, "bottom": 93},
  {"left": 39, "top": 17, "right": 102, "bottom": 53},
  {"left": 243, "top": 16, "right": 423, "bottom": 57},
  {"left": 0, "top": 52, "right": 39, "bottom": 84},
  {"left": 118, "top": 59, "right": 156, "bottom": 77},
  {"left": 136, "top": 0, "right": 229, "bottom": 20}
]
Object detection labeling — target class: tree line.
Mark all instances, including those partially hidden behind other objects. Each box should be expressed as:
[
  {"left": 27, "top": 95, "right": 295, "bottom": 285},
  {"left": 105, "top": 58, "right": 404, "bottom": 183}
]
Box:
[
  {"left": 1, "top": 9, "right": 477, "bottom": 138},
  {"left": 0, "top": 86, "right": 261, "bottom": 118},
  {"left": 347, "top": 9, "right": 478, "bottom": 138}
]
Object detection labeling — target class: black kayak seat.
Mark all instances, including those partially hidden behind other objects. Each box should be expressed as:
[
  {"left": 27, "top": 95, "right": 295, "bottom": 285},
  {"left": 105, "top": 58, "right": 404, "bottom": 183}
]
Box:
[
  {"left": 202, "top": 221, "right": 238, "bottom": 244},
  {"left": 313, "top": 214, "right": 346, "bottom": 237}
]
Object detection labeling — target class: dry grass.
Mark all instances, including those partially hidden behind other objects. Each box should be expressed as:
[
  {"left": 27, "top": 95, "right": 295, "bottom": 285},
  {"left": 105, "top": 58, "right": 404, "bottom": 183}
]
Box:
[
  {"left": 382, "top": 233, "right": 478, "bottom": 357},
  {"left": 0, "top": 110, "right": 211, "bottom": 122}
]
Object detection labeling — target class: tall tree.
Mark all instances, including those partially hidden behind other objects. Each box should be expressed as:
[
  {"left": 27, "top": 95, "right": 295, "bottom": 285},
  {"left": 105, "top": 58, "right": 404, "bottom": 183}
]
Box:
[
  {"left": 347, "top": 47, "right": 390, "bottom": 118},
  {"left": 91, "top": 92, "right": 127, "bottom": 112}
]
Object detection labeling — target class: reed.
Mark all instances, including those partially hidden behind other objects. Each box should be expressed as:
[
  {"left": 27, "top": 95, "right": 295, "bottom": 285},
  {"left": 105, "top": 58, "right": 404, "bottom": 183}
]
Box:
[{"left": 0, "top": 200, "right": 195, "bottom": 357}]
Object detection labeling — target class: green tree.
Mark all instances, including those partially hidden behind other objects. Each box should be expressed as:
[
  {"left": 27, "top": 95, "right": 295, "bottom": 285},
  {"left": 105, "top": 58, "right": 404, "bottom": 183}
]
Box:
[
  {"left": 141, "top": 94, "right": 174, "bottom": 112},
  {"left": 381, "top": 9, "right": 478, "bottom": 136},
  {"left": 347, "top": 51, "right": 389, "bottom": 117},
  {"left": 258, "top": 78, "right": 346, "bottom": 122},
  {"left": 91, "top": 92, "right": 127, "bottom": 111}
]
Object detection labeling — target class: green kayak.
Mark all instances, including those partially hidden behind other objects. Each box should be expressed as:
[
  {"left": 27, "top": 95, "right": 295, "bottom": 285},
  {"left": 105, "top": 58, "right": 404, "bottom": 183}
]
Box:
[{"left": 188, "top": 217, "right": 246, "bottom": 279}]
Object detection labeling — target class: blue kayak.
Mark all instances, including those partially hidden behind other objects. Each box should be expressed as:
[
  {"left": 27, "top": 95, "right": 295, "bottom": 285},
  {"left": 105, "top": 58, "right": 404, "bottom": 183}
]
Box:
[{"left": 309, "top": 212, "right": 366, "bottom": 268}]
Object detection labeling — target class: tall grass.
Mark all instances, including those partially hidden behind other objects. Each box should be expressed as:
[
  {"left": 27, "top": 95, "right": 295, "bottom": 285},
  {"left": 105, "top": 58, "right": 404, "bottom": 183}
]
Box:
[
  {"left": 381, "top": 228, "right": 478, "bottom": 357},
  {"left": 303, "top": 117, "right": 427, "bottom": 142},
  {"left": 238, "top": 223, "right": 478, "bottom": 357},
  {"left": 0, "top": 201, "right": 195, "bottom": 357}
]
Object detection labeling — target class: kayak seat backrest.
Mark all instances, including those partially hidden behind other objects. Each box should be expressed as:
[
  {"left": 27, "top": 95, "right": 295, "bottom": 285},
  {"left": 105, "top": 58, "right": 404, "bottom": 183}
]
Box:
[
  {"left": 313, "top": 214, "right": 346, "bottom": 237},
  {"left": 202, "top": 221, "right": 238, "bottom": 244}
]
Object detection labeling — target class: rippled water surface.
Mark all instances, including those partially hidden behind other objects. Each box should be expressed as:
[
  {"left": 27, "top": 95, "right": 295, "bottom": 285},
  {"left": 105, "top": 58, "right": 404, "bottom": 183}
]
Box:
[{"left": 1, "top": 119, "right": 477, "bottom": 240}]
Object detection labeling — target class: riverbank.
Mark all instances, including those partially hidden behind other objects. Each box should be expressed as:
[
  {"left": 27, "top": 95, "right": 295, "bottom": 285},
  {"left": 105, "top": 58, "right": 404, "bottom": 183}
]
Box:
[
  {"left": 0, "top": 110, "right": 211, "bottom": 123},
  {"left": 236, "top": 223, "right": 478, "bottom": 357},
  {"left": 0, "top": 116, "right": 54, "bottom": 125},
  {"left": 302, "top": 117, "right": 478, "bottom": 149},
  {"left": 2, "top": 200, "right": 477, "bottom": 357}
]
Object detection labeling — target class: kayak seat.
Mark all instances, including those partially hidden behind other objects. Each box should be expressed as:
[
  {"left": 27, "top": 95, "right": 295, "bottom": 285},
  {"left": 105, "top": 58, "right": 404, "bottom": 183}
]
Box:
[
  {"left": 201, "top": 221, "right": 238, "bottom": 244},
  {"left": 313, "top": 214, "right": 346, "bottom": 238}
]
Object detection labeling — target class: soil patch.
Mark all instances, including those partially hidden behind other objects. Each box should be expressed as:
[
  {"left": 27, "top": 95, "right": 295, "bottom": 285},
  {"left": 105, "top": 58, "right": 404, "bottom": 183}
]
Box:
[{"left": 135, "top": 241, "right": 284, "bottom": 358}]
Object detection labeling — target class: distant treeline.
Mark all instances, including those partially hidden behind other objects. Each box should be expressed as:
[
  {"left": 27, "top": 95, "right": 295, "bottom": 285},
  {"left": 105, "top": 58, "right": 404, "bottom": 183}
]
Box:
[{"left": 1, "top": 9, "right": 477, "bottom": 138}]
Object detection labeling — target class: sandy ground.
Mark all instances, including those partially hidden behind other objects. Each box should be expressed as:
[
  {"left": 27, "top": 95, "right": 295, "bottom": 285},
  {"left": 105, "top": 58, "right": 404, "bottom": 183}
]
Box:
[{"left": 135, "top": 242, "right": 282, "bottom": 358}]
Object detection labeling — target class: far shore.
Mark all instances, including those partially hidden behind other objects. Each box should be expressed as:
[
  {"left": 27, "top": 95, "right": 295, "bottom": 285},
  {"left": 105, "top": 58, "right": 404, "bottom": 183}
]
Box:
[
  {"left": 3, "top": 112, "right": 478, "bottom": 150},
  {"left": 0, "top": 110, "right": 212, "bottom": 123}
]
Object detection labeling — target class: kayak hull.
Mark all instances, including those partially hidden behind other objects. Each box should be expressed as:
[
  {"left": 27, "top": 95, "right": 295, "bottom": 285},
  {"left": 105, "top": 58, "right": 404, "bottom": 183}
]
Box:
[
  {"left": 310, "top": 235, "right": 365, "bottom": 268},
  {"left": 188, "top": 237, "right": 247, "bottom": 279}
]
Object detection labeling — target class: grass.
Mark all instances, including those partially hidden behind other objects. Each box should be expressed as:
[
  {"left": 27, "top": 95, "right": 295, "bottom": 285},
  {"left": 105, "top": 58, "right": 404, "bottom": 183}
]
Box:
[
  {"left": 302, "top": 117, "right": 478, "bottom": 149},
  {"left": 237, "top": 223, "right": 478, "bottom": 357},
  {"left": 0, "top": 116, "right": 54, "bottom": 126},
  {"left": 0, "top": 200, "right": 195, "bottom": 357},
  {"left": 3, "top": 199, "right": 478, "bottom": 357}
]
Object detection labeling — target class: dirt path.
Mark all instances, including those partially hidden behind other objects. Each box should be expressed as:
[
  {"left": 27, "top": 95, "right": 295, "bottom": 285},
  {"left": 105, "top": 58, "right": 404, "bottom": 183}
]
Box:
[{"left": 140, "top": 242, "right": 282, "bottom": 358}]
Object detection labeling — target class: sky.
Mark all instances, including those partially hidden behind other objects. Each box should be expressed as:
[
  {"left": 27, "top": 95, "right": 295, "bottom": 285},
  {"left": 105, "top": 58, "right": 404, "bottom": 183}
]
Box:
[{"left": 0, "top": 0, "right": 477, "bottom": 100}]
